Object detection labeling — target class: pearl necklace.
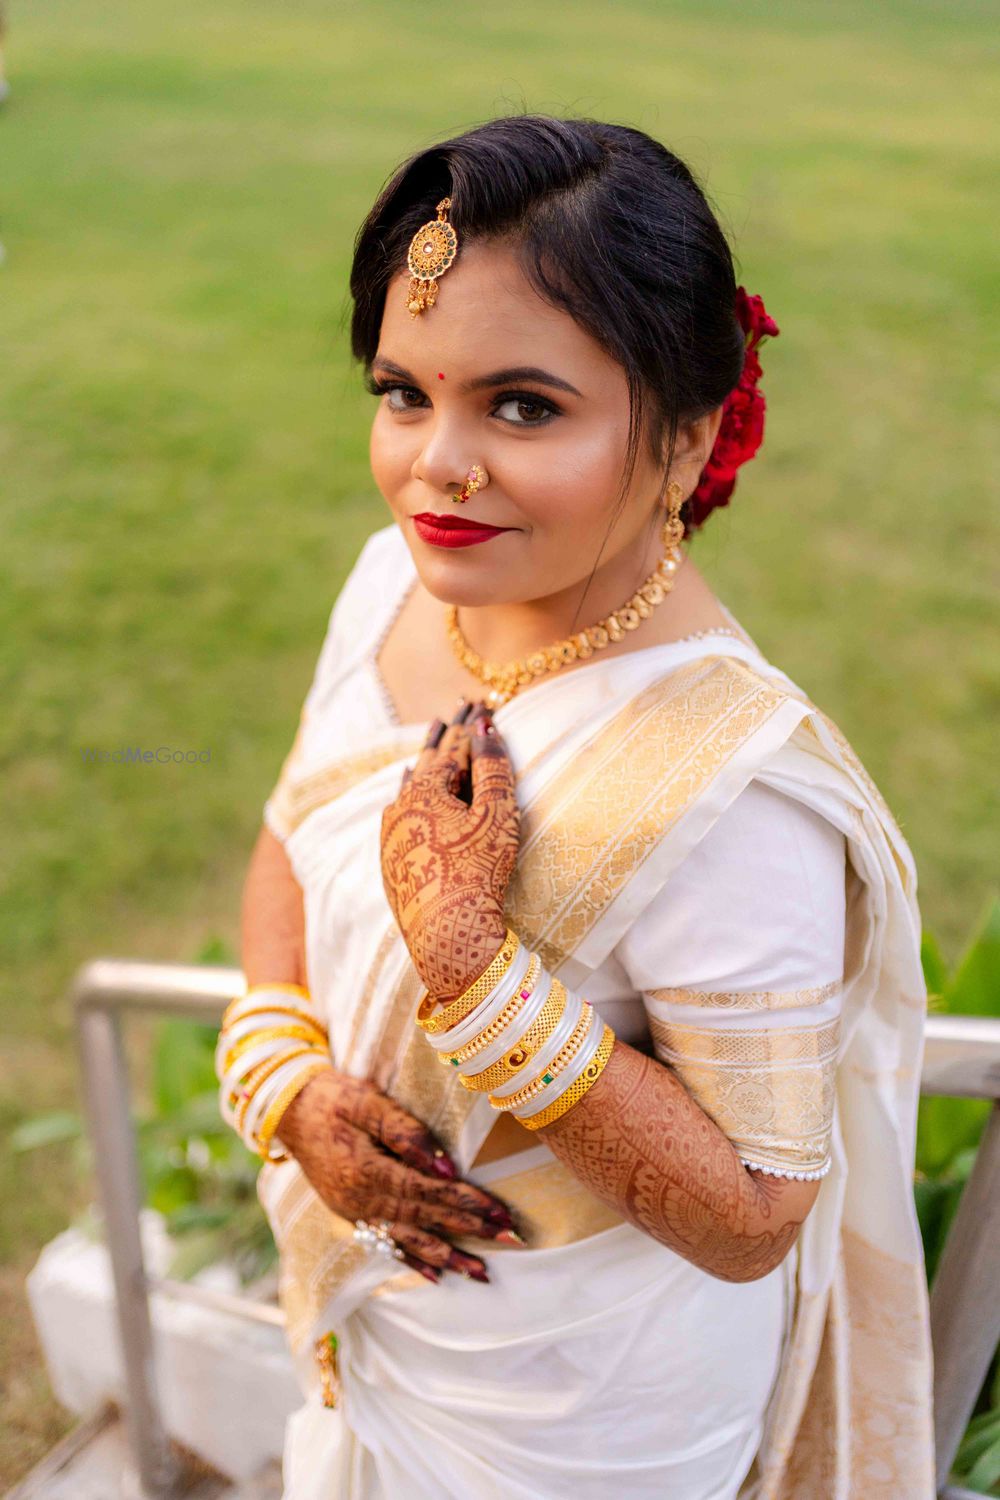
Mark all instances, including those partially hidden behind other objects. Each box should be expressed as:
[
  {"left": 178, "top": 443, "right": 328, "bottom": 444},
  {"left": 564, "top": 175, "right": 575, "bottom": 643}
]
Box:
[{"left": 445, "top": 542, "right": 686, "bottom": 709}]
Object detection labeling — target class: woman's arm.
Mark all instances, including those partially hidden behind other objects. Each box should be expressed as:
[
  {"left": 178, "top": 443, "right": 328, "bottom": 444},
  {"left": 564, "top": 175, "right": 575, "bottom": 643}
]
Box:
[
  {"left": 380, "top": 709, "right": 826, "bottom": 1286},
  {"left": 241, "top": 823, "right": 307, "bottom": 989},
  {"left": 533, "top": 1042, "right": 820, "bottom": 1283}
]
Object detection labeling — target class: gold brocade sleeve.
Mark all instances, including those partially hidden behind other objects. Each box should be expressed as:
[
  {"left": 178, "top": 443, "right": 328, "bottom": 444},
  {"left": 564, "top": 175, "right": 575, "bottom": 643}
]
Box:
[
  {"left": 613, "top": 778, "right": 848, "bottom": 1181},
  {"left": 642, "top": 980, "right": 842, "bottom": 1179}
]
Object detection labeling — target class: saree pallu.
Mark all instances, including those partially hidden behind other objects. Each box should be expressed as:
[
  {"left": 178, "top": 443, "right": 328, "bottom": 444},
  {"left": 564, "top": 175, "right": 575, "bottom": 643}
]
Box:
[{"left": 257, "top": 631, "right": 935, "bottom": 1499}]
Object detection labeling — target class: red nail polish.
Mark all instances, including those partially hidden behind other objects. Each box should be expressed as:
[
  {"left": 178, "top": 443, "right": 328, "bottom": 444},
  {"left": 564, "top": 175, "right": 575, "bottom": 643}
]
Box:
[{"left": 431, "top": 1154, "right": 457, "bottom": 1179}]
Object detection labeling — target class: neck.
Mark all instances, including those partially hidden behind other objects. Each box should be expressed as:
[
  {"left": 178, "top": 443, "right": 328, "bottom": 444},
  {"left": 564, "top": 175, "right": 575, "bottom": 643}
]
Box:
[{"left": 454, "top": 525, "right": 684, "bottom": 664}]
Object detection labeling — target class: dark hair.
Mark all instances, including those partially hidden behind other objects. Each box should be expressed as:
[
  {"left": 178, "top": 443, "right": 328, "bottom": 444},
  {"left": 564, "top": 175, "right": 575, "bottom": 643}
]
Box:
[{"left": 349, "top": 114, "right": 745, "bottom": 603}]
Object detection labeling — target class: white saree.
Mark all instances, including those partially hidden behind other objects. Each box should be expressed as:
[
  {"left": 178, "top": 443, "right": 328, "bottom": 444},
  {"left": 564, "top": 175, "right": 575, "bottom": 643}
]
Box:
[{"left": 254, "top": 522, "right": 935, "bottom": 1498}]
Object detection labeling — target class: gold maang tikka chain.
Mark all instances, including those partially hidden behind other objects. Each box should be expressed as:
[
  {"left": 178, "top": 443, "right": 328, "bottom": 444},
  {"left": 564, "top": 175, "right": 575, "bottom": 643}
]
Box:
[{"left": 446, "top": 482, "right": 687, "bottom": 709}]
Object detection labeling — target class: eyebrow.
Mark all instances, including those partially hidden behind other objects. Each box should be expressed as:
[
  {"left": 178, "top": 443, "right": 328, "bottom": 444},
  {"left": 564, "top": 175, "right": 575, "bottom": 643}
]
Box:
[{"left": 372, "top": 358, "right": 583, "bottom": 399}]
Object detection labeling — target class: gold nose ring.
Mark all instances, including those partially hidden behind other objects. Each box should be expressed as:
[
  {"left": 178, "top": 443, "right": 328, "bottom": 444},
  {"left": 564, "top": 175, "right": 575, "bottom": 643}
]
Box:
[{"left": 452, "top": 464, "right": 489, "bottom": 504}]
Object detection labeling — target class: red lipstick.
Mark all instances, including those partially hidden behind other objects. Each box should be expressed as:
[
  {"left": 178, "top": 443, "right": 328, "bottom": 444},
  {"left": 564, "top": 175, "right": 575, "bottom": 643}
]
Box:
[{"left": 412, "top": 513, "right": 515, "bottom": 549}]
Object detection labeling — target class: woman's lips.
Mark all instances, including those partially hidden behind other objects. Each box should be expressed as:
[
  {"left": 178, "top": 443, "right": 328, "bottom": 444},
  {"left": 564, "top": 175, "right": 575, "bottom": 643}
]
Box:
[{"left": 412, "top": 514, "right": 515, "bottom": 549}]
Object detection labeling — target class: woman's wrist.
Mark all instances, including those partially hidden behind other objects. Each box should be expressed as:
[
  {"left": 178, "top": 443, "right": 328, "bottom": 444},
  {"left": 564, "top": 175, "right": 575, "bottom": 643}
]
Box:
[
  {"left": 415, "top": 930, "right": 617, "bottom": 1127},
  {"left": 423, "top": 920, "right": 509, "bottom": 1008},
  {"left": 273, "top": 1067, "right": 344, "bottom": 1152}
]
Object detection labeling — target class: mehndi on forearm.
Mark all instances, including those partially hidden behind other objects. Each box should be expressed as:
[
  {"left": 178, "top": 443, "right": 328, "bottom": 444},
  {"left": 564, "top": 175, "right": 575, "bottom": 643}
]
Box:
[
  {"left": 535, "top": 1040, "right": 809, "bottom": 1283},
  {"left": 415, "top": 929, "right": 812, "bottom": 1283}
]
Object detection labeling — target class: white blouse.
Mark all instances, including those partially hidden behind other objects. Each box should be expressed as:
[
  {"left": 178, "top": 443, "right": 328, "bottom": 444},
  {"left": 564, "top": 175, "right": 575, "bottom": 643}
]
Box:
[{"left": 265, "top": 523, "right": 847, "bottom": 1181}]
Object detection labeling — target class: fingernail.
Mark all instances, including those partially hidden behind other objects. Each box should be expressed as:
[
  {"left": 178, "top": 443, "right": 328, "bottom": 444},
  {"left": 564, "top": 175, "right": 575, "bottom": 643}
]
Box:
[
  {"left": 426, "top": 720, "right": 446, "bottom": 748},
  {"left": 486, "top": 1205, "right": 514, "bottom": 1226},
  {"left": 420, "top": 1265, "right": 441, "bottom": 1283},
  {"left": 431, "top": 1152, "right": 457, "bottom": 1179},
  {"left": 469, "top": 1267, "right": 491, "bottom": 1283},
  {"left": 494, "top": 1229, "right": 528, "bottom": 1248}
]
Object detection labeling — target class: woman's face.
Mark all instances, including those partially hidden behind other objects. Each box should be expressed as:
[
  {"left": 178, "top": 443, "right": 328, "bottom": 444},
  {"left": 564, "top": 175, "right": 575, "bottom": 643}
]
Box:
[{"left": 369, "top": 237, "right": 719, "bottom": 617}]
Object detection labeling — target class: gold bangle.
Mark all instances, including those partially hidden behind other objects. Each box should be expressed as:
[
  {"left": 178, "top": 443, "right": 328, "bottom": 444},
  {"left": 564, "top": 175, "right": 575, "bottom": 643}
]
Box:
[
  {"left": 438, "top": 953, "right": 542, "bottom": 1068},
  {"left": 489, "top": 1000, "right": 594, "bottom": 1110},
  {"left": 223, "top": 981, "right": 312, "bottom": 1027},
  {"left": 256, "top": 1059, "right": 333, "bottom": 1161},
  {"left": 222, "top": 1003, "right": 328, "bottom": 1035},
  {"left": 517, "top": 1025, "right": 616, "bottom": 1131},
  {"left": 222, "top": 1022, "right": 328, "bottom": 1073},
  {"left": 232, "top": 1044, "right": 326, "bottom": 1130},
  {"left": 415, "top": 927, "right": 520, "bottom": 1035},
  {"left": 460, "top": 976, "right": 567, "bottom": 1092}
]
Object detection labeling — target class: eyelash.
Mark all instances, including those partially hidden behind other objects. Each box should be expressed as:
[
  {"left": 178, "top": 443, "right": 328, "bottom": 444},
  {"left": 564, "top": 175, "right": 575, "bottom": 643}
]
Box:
[{"left": 364, "top": 377, "right": 560, "bottom": 428}]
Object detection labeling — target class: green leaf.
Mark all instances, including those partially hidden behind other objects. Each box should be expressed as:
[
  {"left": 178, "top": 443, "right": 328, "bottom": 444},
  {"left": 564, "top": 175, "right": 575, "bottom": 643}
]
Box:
[
  {"left": 941, "top": 895, "right": 1000, "bottom": 1018},
  {"left": 915, "top": 1094, "right": 989, "bottom": 1178},
  {"left": 9, "top": 1111, "right": 83, "bottom": 1151},
  {"left": 151, "top": 1019, "right": 220, "bottom": 1117},
  {"left": 965, "top": 1429, "right": 1000, "bottom": 1492},
  {"left": 955, "top": 1409, "right": 1000, "bottom": 1468},
  {"left": 921, "top": 928, "right": 949, "bottom": 1003},
  {"left": 167, "top": 1202, "right": 231, "bottom": 1234}
]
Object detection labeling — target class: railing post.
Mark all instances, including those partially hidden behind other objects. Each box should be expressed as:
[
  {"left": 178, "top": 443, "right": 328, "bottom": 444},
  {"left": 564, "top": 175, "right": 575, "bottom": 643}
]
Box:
[
  {"left": 74, "top": 994, "right": 183, "bottom": 1498},
  {"left": 931, "top": 1100, "right": 1000, "bottom": 1492}
]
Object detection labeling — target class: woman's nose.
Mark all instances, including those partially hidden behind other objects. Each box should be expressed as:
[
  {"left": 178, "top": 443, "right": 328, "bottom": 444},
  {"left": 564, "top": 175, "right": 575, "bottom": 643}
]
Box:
[{"left": 410, "top": 415, "right": 478, "bottom": 497}]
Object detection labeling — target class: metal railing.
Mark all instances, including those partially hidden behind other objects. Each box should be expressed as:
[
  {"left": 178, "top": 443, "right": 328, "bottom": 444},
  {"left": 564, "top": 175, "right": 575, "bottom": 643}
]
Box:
[{"left": 72, "top": 958, "right": 1000, "bottom": 1499}]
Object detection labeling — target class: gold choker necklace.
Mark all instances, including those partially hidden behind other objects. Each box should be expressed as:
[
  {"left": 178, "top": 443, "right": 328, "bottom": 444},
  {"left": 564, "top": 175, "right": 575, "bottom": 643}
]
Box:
[{"left": 446, "top": 516, "right": 686, "bottom": 709}]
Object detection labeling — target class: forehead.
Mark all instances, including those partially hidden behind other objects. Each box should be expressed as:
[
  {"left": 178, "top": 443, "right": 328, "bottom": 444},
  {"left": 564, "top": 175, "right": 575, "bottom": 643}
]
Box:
[{"left": 377, "top": 238, "right": 616, "bottom": 386}]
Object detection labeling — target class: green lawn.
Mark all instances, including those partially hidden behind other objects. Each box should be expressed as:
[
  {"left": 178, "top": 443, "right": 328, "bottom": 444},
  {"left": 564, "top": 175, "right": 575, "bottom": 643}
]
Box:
[{"left": 2, "top": 0, "right": 997, "bottom": 1482}]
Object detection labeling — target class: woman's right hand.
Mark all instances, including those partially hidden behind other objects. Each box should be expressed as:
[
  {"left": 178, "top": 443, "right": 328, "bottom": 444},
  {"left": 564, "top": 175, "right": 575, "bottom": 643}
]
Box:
[{"left": 275, "top": 1068, "right": 520, "bottom": 1283}]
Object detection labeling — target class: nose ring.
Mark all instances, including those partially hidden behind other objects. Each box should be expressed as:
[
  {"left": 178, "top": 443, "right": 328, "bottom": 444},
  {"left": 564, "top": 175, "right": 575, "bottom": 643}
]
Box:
[{"left": 452, "top": 464, "right": 489, "bottom": 504}]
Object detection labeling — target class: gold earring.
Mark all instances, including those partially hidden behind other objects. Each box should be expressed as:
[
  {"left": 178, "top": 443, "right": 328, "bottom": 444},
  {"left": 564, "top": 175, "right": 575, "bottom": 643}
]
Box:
[
  {"left": 406, "top": 198, "right": 459, "bottom": 318},
  {"left": 661, "top": 479, "right": 685, "bottom": 552},
  {"left": 452, "top": 464, "right": 489, "bottom": 505}
]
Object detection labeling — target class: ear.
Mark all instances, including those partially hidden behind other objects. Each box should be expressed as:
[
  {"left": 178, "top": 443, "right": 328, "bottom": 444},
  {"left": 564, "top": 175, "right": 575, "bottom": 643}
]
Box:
[{"left": 660, "top": 406, "right": 725, "bottom": 482}]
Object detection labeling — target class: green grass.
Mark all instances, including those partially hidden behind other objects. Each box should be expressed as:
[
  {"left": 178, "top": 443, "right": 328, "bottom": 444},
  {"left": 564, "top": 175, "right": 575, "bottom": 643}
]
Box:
[{"left": 2, "top": 0, "right": 997, "bottom": 1483}]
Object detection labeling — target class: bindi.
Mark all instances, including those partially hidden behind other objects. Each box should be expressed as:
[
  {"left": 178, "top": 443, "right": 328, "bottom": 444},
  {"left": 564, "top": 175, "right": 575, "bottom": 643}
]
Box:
[{"left": 437, "top": 372, "right": 445, "bottom": 380}]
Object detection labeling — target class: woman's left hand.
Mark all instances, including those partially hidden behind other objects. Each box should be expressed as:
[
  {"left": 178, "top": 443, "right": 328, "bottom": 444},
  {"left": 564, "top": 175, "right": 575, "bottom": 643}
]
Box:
[{"left": 380, "top": 700, "right": 520, "bottom": 1004}]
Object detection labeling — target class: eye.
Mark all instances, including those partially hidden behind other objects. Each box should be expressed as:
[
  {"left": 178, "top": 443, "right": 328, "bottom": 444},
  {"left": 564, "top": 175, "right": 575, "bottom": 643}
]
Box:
[
  {"left": 381, "top": 383, "right": 427, "bottom": 412},
  {"left": 493, "top": 393, "right": 557, "bottom": 428},
  {"left": 364, "top": 376, "right": 559, "bottom": 428}
]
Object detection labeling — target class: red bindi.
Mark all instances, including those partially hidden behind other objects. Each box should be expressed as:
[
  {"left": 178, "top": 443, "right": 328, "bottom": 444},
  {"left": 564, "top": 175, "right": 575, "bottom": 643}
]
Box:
[{"left": 437, "top": 372, "right": 445, "bottom": 379}]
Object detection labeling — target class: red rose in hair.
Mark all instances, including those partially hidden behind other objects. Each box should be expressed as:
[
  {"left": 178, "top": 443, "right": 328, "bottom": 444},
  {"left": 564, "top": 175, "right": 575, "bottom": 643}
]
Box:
[{"left": 684, "top": 286, "right": 780, "bottom": 536}]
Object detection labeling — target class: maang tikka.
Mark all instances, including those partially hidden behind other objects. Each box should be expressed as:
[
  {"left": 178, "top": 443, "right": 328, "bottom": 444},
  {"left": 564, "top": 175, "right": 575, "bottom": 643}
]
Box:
[{"left": 405, "top": 197, "right": 459, "bottom": 317}]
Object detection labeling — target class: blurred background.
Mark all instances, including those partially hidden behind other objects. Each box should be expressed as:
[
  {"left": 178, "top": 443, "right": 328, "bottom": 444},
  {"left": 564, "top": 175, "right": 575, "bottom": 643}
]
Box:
[{"left": 2, "top": 0, "right": 997, "bottom": 1489}]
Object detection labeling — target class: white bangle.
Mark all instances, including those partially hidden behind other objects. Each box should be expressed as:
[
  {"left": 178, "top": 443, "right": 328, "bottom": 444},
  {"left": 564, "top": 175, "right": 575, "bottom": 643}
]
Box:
[
  {"left": 487, "top": 987, "right": 585, "bottom": 1102},
  {"left": 219, "top": 1035, "right": 325, "bottom": 1110},
  {"left": 217, "top": 1031, "right": 320, "bottom": 1099},
  {"left": 449, "top": 970, "right": 555, "bottom": 1081},
  {"left": 218, "top": 1010, "right": 325, "bottom": 1058},
  {"left": 223, "top": 991, "right": 324, "bottom": 1027},
  {"left": 239, "top": 1054, "right": 325, "bottom": 1149},
  {"left": 422, "top": 943, "right": 534, "bottom": 1054},
  {"left": 508, "top": 1004, "right": 604, "bottom": 1118}
]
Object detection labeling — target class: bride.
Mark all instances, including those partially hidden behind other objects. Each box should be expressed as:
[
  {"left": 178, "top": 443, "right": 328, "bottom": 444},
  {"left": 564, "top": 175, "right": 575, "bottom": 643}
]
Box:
[{"left": 223, "top": 114, "right": 935, "bottom": 1498}]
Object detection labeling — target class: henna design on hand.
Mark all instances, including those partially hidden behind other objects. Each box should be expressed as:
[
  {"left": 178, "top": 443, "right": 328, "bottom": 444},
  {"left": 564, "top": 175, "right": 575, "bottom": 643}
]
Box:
[
  {"left": 379, "top": 705, "right": 521, "bottom": 1002},
  {"left": 538, "top": 1041, "right": 817, "bottom": 1282},
  {"left": 275, "top": 1070, "right": 516, "bottom": 1280}
]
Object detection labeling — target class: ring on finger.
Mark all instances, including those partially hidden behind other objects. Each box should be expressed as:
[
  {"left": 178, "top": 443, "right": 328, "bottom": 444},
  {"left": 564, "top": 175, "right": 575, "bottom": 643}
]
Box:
[{"left": 353, "top": 1218, "right": 406, "bottom": 1261}]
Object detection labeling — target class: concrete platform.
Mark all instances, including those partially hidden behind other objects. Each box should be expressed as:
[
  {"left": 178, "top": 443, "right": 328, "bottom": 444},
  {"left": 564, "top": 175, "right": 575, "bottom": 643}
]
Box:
[{"left": 6, "top": 1404, "right": 283, "bottom": 1500}]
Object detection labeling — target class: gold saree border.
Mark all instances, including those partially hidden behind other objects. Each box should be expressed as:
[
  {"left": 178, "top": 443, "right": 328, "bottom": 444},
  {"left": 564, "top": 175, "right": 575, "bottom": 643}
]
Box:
[{"left": 267, "top": 652, "right": 816, "bottom": 1367}]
